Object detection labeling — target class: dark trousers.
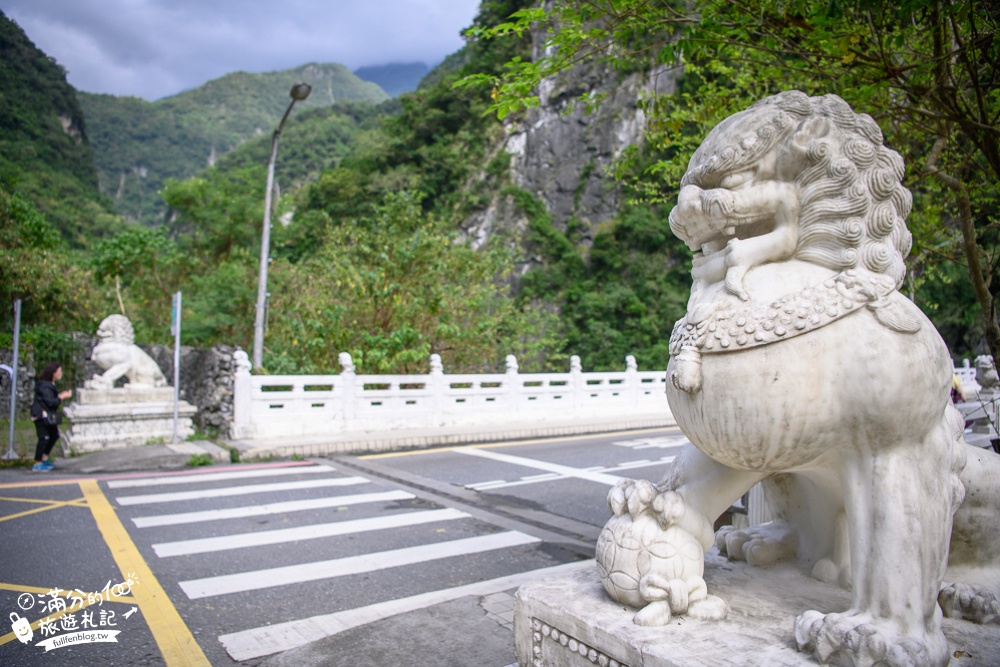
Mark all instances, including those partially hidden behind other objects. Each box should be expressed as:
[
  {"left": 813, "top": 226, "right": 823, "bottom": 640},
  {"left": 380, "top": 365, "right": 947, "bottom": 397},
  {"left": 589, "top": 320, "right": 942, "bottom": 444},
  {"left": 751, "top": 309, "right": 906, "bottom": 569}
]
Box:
[{"left": 34, "top": 422, "right": 59, "bottom": 462}]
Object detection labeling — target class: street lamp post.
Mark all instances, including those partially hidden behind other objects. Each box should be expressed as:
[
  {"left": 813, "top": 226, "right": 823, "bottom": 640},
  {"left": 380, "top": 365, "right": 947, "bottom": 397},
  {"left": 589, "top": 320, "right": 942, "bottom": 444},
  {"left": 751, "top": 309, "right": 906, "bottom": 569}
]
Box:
[{"left": 252, "top": 82, "right": 311, "bottom": 370}]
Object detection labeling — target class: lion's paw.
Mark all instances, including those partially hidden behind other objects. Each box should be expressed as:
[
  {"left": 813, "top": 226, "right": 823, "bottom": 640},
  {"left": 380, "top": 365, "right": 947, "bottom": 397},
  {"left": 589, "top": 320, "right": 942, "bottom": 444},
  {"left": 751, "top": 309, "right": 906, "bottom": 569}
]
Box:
[
  {"left": 795, "top": 610, "right": 946, "bottom": 667},
  {"left": 938, "top": 582, "right": 1000, "bottom": 625},
  {"left": 634, "top": 600, "right": 673, "bottom": 626},
  {"left": 715, "top": 521, "right": 797, "bottom": 567},
  {"left": 812, "top": 557, "right": 852, "bottom": 589},
  {"left": 607, "top": 478, "right": 659, "bottom": 518},
  {"left": 686, "top": 594, "right": 728, "bottom": 621}
]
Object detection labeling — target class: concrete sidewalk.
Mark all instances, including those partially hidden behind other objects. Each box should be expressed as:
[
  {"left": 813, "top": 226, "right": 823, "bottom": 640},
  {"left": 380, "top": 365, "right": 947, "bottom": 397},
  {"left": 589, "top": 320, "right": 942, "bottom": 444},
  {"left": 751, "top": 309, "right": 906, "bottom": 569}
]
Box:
[{"left": 35, "top": 412, "right": 675, "bottom": 474}]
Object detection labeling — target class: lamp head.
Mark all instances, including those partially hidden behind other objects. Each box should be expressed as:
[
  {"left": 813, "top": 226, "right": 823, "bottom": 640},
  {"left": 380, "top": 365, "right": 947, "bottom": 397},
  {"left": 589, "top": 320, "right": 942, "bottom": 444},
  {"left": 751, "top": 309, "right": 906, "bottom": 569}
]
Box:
[{"left": 289, "top": 83, "right": 312, "bottom": 101}]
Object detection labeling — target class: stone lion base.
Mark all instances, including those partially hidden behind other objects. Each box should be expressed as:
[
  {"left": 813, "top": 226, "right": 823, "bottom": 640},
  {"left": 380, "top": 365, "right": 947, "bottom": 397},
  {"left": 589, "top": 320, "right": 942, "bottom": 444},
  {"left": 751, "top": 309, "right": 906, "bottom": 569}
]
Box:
[
  {"left": 514, "top": 552, "right": 1000, "bottom": 667},
  {"left": 62, "top": 388, "right": 196, "bottom": 453}
]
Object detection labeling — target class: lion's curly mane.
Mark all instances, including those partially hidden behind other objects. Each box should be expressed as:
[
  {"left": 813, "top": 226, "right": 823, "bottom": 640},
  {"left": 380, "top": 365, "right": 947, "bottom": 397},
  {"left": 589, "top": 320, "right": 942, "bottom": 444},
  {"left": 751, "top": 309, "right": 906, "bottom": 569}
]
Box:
[{"left": 681, "top": 90, "right": 912, "bottom": 289}]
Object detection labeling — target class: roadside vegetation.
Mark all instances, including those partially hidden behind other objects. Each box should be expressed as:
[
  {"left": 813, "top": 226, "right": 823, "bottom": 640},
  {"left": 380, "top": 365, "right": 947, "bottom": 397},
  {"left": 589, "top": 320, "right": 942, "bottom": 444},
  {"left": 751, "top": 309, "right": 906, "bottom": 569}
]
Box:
[{"left": 1, "top": 1, "right": 995, "bottom": 377}]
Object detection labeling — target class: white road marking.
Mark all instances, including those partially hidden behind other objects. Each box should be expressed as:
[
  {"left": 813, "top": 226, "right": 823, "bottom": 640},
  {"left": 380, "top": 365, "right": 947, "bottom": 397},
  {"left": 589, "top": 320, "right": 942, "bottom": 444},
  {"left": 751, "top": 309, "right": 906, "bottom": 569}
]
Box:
[
  {"left": 107, "top": 465, "right": 335, "bottom": 489},
  {"left": 152, "top": 508, "right": 468, "bottom": 558},
  {"left": 131, "top": 490, "right": 409, "bottom": 528},
  {"left": 607, "top": 459, "right": 666, "bottom": 471},
  {"left": 612, "top": 436, "right": 689, "bottom": 449},
  {"left": 179, "top": 531, "right": 540, "bottom": 599},
  {"left": 455, "top": 448, "right": 623, "bottom": 485},
  {"left": 219, "top": 560, "right": 594, "bottom": 661},
  {"left": 116, "top": 476, "right": 369, "bottom": 506},
  {"left": 463, "top": 456, "right": 677, "bottom": 491}
]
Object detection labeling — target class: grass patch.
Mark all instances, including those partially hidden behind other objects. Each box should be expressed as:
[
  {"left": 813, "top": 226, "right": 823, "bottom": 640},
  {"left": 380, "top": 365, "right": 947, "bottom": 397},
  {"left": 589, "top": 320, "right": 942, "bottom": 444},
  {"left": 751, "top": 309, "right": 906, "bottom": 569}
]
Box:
[{"left": 187, "top": 453, "right": 214, "bottom": 467}]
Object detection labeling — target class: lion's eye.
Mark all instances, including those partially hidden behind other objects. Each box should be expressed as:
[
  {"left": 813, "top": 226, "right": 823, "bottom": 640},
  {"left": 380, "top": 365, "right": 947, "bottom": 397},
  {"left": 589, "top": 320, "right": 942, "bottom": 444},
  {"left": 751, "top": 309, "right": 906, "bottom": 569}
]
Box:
[{"left": 719, "top": 170, "right": 754, "bottom": 189}]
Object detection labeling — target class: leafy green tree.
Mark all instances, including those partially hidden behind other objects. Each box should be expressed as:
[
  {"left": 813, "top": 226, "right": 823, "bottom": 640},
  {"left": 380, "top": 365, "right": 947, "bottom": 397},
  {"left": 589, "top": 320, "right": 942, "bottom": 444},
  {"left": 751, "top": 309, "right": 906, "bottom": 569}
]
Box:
[
  {"left": 162, "top": 166, "right": 267, "bottom": 263},
  {"left": 512, "top": 187, "right": 690, "bottom": 369},
  {"left": 463, "top": 0, "right": 999, "bottom": 359},
  {"left": 89, "top": 226, "right": 180, "bottom": 328},
  {"left": 266, "top": 191, "right": 559, "bottom": 373},
  {"left": 182, "top": 253, "right": 257, "bottom": 346},
  {"left": 0, "top": 186, "right": 103, "bottom": 333}
]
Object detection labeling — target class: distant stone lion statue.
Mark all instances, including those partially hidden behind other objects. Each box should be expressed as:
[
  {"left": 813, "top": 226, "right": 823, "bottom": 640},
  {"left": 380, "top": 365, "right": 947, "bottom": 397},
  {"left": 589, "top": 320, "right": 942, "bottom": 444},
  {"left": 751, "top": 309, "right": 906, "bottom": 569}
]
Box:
[
  {"left": 597, "top": 92, "right": 999, "bottom": 667},
  {"left": 86, "top": 315, "right": 167, "bottom": 389}
]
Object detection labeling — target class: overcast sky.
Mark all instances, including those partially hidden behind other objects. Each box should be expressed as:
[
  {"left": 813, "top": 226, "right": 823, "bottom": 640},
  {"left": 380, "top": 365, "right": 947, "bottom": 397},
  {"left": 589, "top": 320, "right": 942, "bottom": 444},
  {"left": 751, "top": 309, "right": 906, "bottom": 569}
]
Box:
[{"left": 1, "top": 0, "right": 482, "bottom": 101}]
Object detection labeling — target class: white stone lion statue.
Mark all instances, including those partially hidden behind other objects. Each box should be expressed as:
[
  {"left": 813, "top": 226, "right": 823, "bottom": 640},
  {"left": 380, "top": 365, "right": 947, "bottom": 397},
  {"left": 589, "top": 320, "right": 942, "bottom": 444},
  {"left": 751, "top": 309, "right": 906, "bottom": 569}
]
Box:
[
  {"left": 597, "top": 91, "right": 999, "bottom": 667},
  {"left": 85, "top": 314, "right": 168, "bottom": 389}
]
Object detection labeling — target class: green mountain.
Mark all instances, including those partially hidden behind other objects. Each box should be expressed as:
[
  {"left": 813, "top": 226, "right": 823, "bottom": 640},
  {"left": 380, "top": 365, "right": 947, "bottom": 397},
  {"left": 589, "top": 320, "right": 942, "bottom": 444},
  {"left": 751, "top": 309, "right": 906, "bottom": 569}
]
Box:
[
  {"left": 0, "top": 10, "right": 118, "bottom": 246},
  {"left": 354, "top": 62, "right": 431, "bottom": 96},
  {"left": 79, "top": 62, "right": 389, "bottom": 224}
]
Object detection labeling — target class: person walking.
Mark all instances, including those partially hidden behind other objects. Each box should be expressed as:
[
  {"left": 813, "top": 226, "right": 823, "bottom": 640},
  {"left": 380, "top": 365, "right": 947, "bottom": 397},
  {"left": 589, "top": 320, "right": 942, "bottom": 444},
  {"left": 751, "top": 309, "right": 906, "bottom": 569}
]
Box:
[{"left": 30, "top": 362, "right": 72, "bottom": 472}]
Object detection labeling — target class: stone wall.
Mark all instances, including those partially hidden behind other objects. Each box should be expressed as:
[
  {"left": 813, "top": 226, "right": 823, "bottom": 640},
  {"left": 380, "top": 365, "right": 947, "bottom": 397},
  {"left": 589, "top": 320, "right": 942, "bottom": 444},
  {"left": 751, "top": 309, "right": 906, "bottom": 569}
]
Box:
[
  {"left": 141, "top": 344, "right": 238, "bottom": 437},
  {"left": 0, "top": 351, "right": 35, "bottom": 417},
  {"left": 0, "top": 344, "right": 238, "bottom": 438}
]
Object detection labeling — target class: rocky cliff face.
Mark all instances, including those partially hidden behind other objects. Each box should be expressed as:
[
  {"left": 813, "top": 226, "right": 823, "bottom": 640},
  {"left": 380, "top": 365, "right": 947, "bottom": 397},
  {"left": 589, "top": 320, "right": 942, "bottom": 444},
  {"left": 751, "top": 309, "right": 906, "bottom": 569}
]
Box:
[
  {"left": 509, "top": 63, "right": 674, "bottom": 238},
  {"left": 461, "top": 36, "right": 677, "bottom": 257}
]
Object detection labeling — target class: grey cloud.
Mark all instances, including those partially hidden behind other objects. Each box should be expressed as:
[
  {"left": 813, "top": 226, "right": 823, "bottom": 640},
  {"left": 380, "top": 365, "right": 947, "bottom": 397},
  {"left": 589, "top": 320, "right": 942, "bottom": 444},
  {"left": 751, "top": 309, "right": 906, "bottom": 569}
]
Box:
[{"left": 0, "top": 0, "right": 479, "bottom": 100}]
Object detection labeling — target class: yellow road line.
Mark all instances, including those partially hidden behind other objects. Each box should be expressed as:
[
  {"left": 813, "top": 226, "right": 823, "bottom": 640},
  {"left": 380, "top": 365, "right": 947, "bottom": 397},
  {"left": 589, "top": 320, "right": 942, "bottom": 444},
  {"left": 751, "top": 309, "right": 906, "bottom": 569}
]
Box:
[
  {"left": 360, "top": 425, "right": 677, "bottom": 459},
  {"left": 80, "top": 479, "right": 210, "bottom": 666},
  {"left": 0, "top": 497, "right": 88, "bottom": 523},
  {"left": 0, "top": 495, "right": 76, "bottom": 504},
  {"left": 0, "top": 478, "right": 87, "bottom": 490},
  {"left": 0, "top": 581, "right": 135, "bottom": 601}
]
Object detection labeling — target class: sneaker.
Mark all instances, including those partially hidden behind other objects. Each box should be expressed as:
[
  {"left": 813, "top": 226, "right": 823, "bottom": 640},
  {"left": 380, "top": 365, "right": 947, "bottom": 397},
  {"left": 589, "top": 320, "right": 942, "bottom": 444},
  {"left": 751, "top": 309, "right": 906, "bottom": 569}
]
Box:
[
  {"left": 31, "top": 463, "right": 50, "bottom": 472},
  {"left": 41, "top": 461, "right": 55, "bottom": 470}
]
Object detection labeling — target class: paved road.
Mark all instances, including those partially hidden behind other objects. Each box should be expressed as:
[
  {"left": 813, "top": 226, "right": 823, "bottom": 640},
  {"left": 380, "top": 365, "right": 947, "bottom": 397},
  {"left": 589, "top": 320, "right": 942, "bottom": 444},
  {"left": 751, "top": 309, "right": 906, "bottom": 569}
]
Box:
[{"left": 0, "top": 427, "right": 688, "bottom": 666}]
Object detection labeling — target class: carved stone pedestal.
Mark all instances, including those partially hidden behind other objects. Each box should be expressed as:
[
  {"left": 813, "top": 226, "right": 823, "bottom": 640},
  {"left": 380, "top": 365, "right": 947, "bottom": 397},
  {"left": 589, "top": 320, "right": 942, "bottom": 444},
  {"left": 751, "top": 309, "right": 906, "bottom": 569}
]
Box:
[
  {"left": 62, "top": 388, "right": 196, "bottom": 453},
  {"left": 514, "top": 554, "right": 1000, "bottom": 667}
]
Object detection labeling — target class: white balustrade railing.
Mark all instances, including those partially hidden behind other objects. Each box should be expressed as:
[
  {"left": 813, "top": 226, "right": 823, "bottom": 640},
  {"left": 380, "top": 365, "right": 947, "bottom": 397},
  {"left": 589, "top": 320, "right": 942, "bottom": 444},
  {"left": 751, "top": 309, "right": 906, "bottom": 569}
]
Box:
[
  {"left": 955, "top": 357, "right": 980, "bottom": 397},
  {"left": 231, "top": 352, "right": 670, "bottom": 440},
  {"left": 230, "top": 351, "right": 985, "bottom": 442}
]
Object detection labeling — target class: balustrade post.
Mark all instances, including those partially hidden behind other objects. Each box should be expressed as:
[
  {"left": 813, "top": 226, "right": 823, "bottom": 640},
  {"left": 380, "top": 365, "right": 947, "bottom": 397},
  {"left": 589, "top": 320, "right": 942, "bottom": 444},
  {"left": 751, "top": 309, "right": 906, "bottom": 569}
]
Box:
[
  {"left": 339, "top": 352, "right": 357, "bottom": 426},
  {"left": 232, "top": 350, "right": 253, "bottom": 439},
  {"left": 570, "top": 355, "right": 583, "bottom": 417},
  {"left": 429, "top": 354, "right": 445, "bottom": 427},
  {"left": 625, "top": 355, "right": 639, "bottom": 406},
  {"left": 505, "top": 354, "right": 519, "bottom": 415}
]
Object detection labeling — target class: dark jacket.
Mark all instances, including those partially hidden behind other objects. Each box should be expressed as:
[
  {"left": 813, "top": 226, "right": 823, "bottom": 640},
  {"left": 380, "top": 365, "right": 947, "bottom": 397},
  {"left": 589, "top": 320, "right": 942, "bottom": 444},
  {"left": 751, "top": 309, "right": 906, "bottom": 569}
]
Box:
[{"left": 31, "top": 380, "right": 62, "bottom": 425}]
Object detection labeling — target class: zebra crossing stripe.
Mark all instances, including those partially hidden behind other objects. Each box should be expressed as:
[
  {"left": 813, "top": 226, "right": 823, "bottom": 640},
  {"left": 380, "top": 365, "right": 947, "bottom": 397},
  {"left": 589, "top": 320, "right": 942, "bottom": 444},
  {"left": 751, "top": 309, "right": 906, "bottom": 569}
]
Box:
[
  {"left": 179, "top": 531, "right": 540, "bottom": 599},
  {"left": 116, "top": 476, "right": 370, "bottom": 506},
  {"left": 107, "top": 465, "right": 335, "bottom": 489},
  {"left": 152, "top": 508, "right": 469, "bottom": 557},
  {"left": 455, "top": 448, "right": 623, "bottom": 485},
  {"left": 218, "top": 560, "right": 593, "bottom": 661},
  {"left": 131, "top": 490, "right": 411, "bottom": 528}
]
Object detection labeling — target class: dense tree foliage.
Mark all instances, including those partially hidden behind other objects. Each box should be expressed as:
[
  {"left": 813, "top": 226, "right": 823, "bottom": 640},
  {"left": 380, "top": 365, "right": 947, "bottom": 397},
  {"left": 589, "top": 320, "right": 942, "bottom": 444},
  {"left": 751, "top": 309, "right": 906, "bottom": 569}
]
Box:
[
  {"left": 266, "top": 192, "right": 559, "bottom": 373},
  {"left": 0, "top": 184, "right": 109, "bottom": 377},
  {"left": 5, "top": 0, "right": 994, "bottom": 379},
  {"left": 465, "top": 0, "right": 999, "bottom": 360},
  {"left": 0, "top": 12, "right": 120, "bottom": 245}
]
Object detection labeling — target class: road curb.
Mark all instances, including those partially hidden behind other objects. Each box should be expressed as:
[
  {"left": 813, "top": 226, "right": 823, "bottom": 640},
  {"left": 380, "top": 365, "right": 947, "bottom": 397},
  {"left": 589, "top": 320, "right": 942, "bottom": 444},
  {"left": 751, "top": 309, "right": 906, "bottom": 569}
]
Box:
[{"left": 225, "top": 415, "right": 677, "bottom": 461}]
